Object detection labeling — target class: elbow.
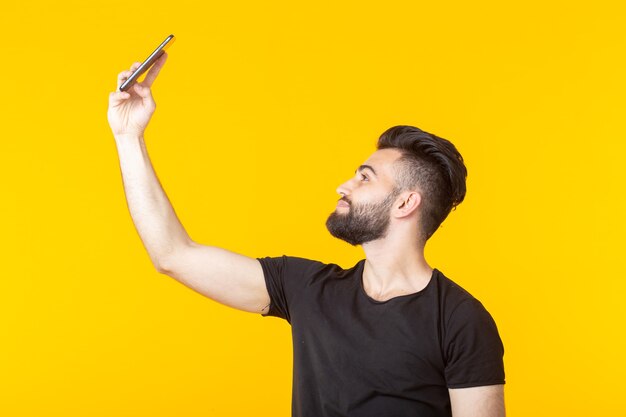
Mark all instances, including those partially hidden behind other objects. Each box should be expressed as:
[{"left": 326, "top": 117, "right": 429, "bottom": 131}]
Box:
[
  {"left": 155, "top": 263, "right": 170, "bottom": 274},
  {"left": 155, "top": 256, "right": 175, "bottom": 274},
  {"left": 154, "top": 241, "right": 193, "bottom": 274}
]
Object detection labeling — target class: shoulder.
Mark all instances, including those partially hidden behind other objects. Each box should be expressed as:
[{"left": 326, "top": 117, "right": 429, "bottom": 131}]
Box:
[
  {"left": 434, "top": 269, "right": 496, "bottom": 328},
  {"left": 435, "top": 271, "right": 506, "bottom": 387},
  {"left": 257, "top": 255, "right": 357, "bottom": 278}
]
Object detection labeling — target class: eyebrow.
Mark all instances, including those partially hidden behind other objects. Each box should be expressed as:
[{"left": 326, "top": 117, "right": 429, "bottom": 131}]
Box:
[{"left": 355, "top": 164, "right": 378, "bottom": 177}]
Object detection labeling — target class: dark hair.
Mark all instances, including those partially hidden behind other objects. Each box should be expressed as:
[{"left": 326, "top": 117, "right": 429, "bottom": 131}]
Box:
[{"left": 377, "top": 125, "right": 467, "bottom": 243}]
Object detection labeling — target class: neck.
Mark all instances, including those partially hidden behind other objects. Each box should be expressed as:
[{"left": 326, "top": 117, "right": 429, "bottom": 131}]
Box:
[{"left": 361, "top": 231, "right": 433, "bottom": 301}]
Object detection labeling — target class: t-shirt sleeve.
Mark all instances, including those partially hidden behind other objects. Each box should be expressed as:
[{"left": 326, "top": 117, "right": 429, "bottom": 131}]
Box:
[
  {"left": 256, "top": 255, "right": 316, "bottom": 323},
  {"left": 443, "top": 298, "right": 506, "bottom": 388},
  {"left": 256, "top": 255, "right": 289, "bottom": 321}
]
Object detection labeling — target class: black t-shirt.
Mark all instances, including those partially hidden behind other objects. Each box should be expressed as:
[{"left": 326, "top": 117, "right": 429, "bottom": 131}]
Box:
[{"left": 257, "top": 255, "right": 505, "bottom": 417}]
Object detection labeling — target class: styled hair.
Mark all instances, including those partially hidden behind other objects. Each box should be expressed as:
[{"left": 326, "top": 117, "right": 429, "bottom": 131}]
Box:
[{"left": 377, "top": 125, "right": 467, "bottom": 243}]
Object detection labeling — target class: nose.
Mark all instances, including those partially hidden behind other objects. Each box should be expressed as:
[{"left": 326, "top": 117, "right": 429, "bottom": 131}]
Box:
[{"left": 336, "top": 178, "right": 353, "bottom": 200}]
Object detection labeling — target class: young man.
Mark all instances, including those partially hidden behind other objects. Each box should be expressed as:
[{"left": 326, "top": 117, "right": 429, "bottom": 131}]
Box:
[{"left": 108, "top": 53, "right": 505, "bottom": 417}]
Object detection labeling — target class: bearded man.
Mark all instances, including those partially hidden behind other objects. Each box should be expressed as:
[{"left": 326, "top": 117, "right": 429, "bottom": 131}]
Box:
[{"left": 108, "top": 53, "right": 505, "bottom": 417}]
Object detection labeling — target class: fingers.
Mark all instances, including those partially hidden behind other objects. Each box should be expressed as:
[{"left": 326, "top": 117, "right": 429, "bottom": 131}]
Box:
[
  {"left": 132, "top": 81, "right": 154, "bottom": 103},
  {"left": 113, "top": 52, "right": 166, "bottom": 102},
  {"left": 142, "top": 52, "right": 168, "bottom": 88},
  {"left": 116, "top": 70, "right": 132, "bottom": 91},
  {"left": 116, "top": 62, "right": 142, "bottom": 91},
  {"left": 109, "top": 90, "right": 131, "bottom": 107}
]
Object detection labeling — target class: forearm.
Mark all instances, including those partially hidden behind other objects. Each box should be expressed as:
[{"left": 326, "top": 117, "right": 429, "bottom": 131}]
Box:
[{"left": 114, "top": 134, "right": 192, "bottom": 270}]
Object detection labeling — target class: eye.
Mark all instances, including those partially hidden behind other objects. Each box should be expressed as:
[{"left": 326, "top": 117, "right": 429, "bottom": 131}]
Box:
[{"left": 360, "top": 173, "right": 369, "bottom": 182}]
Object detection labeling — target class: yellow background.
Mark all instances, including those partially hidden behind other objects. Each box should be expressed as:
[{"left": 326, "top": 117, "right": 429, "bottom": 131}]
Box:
[{"left": 1, "top": 1, "right": 624, "bottom": 416}]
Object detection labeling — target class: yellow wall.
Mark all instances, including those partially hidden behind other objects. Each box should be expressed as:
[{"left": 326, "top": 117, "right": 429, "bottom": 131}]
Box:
[{"left": 1, "top": 1, "right": 624, "bottom": 415}]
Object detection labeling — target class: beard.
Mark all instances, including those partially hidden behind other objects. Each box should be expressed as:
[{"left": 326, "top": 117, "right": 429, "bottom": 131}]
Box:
[{"left": 325, "top": 189, "right": 400, "bottom": 246}]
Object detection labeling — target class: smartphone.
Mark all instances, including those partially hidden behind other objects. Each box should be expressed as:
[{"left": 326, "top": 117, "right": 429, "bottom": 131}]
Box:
[{"left": 119, "top": 34, "right": 175, "bottom": 92}]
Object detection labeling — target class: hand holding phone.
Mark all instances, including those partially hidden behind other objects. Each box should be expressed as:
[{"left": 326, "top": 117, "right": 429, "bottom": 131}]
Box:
[
  {"left": 118, "top": 34, "right": 175, "bottom": 92},
  {"left": 108, "top": 35, "right": 174, "bottom": 138}
]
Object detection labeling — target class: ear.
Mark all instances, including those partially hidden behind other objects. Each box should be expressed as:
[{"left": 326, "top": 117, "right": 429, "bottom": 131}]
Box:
[{"left": 395, "top": 191, "right": 421, "bottom": 218}]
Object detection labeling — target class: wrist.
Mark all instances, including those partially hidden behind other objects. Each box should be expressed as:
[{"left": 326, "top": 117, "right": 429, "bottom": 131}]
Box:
[{"left": 114, "top": 132, "right": 145, "bottom": 142}]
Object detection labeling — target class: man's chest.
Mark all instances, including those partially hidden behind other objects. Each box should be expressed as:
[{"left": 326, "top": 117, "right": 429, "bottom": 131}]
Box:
[{"left": 291, "top": 283, "right": 447, "bottom": 391}]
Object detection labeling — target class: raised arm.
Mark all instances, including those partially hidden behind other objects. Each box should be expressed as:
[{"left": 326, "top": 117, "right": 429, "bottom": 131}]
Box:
[
  {"left": 107, "top": 54, "right": 270, "bottom": 315},
  {"left": 449, "top": 385, "right": 505, "bottom": 417}
]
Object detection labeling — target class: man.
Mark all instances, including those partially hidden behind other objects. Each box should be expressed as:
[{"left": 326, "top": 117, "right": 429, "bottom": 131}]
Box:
[{"left": 107, "top": 52, "right": 506, "bottom": 417}]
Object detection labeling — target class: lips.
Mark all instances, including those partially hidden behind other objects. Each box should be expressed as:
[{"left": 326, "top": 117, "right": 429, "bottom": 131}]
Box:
[{"left": 337, "top": 200, "right": 350, "bottom": 208}]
